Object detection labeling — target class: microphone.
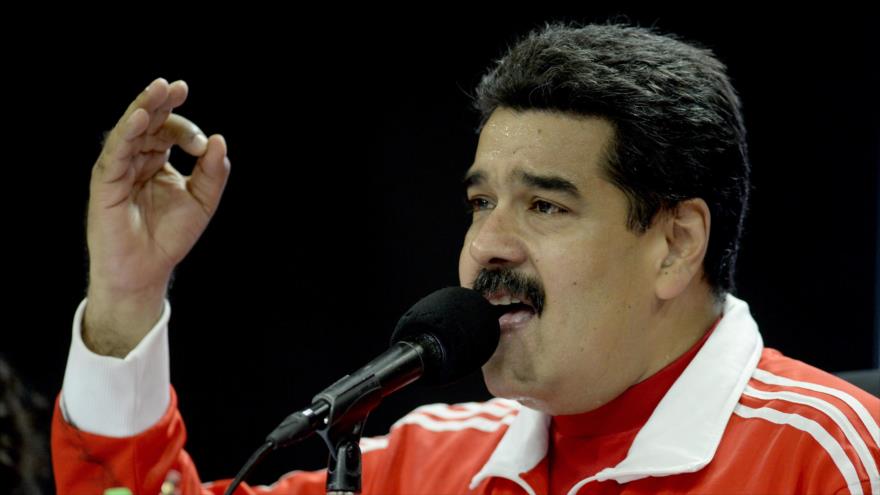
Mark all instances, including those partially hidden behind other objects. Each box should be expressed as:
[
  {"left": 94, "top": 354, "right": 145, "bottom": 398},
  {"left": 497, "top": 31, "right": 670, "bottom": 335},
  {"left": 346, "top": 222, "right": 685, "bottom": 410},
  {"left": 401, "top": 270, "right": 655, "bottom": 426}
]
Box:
[
  {"left": 264, "top": 286, "right": 503, "bottom": 449},
  {"left": 223, "top": 287, "right": 503, "bottom": 495}
]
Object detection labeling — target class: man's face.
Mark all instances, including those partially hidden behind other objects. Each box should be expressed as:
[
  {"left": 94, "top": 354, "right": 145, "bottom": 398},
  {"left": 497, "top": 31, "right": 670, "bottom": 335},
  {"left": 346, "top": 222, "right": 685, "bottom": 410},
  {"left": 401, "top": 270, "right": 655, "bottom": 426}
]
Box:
[{"left": 459, "top": 108, "right": 662, "bottom": 414}]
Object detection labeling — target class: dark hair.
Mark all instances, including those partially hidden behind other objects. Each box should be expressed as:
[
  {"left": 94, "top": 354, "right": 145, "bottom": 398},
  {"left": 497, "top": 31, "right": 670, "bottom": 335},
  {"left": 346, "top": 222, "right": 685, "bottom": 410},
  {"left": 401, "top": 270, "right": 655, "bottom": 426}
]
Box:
[
  {"left": 0, "top": 357, "right": 49, "bottom": 495},
  {"left": 473, "top": 22, "right": 750, "bottom": 296}
]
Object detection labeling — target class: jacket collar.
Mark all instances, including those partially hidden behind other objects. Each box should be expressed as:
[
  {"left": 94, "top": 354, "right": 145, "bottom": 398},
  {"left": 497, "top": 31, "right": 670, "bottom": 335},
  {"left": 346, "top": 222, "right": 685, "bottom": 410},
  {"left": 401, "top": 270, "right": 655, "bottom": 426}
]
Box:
[{"left": 470, "top": 294, "right": 764, "bottom": 494}]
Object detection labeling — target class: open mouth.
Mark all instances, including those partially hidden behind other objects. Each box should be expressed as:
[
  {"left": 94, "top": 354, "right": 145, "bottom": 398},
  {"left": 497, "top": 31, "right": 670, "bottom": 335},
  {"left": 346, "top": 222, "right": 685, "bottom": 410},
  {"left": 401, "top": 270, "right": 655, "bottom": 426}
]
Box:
[{"left": 485, "top": 293, "right": 538, "bottom": 332}]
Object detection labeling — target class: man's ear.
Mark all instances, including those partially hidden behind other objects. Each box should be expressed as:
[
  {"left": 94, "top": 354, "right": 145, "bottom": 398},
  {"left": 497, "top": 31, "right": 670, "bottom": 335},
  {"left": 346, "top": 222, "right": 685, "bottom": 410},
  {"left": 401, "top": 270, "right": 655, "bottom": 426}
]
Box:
[{"left": 654, "top": 198, "right": 711, "bottom": 300}]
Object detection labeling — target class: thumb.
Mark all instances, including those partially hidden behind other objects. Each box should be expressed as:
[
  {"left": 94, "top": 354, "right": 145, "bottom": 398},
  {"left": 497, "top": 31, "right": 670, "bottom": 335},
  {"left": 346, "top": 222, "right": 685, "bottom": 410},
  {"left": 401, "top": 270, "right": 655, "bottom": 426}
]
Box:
[{"left": 188, "top": 134, "right": 230, "bottom": 217}]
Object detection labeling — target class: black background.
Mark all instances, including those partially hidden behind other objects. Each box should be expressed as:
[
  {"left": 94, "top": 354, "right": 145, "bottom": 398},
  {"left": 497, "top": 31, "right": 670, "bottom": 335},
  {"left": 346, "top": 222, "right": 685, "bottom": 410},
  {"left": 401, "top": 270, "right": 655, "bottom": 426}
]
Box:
[{"left": 4, "top": 9, "right": 878, "bottom": 487}]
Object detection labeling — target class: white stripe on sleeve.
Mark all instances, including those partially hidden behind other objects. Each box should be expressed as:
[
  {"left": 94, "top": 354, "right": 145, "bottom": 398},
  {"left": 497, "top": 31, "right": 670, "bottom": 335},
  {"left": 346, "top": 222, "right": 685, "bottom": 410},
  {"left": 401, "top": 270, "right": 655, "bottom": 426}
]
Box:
[
  {"left": 753, "top": 369, "right": 880, "bottom": 446},
  {"left": 392, "top": 412, "right": 516, "bottom": 432},
  {"left": 734, "top": 403, "right": 864, "bottom": 495},
  {"left": 744, "top": 386, "right": 878, "bottom": 495}
]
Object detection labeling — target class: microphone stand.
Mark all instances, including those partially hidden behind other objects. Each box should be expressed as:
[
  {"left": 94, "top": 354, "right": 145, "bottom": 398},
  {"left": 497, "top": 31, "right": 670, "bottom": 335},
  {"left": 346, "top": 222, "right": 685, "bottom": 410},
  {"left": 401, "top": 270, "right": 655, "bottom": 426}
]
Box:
[
  {"left": 320, "top": 418, "right": 366, "bottom": 495},
  {"left": 312, "top": 365, "right": 386, "bottom": 495},
  {"left": 222, "top": 368, "right": 381, "bottom": 495}
]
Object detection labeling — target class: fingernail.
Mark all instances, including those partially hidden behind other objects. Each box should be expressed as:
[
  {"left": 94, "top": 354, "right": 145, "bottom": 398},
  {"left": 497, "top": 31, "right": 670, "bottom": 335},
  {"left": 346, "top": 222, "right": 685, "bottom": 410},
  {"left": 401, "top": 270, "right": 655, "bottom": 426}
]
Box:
[
  {"left": 193, "top": 134, "right": 208, "bottom": 152},
  {"left": 145, "top": 77, "right": 167, "bottom": 92}
]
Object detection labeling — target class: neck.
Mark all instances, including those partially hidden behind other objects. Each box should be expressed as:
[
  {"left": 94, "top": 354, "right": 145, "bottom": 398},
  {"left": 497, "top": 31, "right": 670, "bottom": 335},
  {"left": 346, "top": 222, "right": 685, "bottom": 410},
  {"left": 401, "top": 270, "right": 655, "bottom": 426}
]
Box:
[{"left": 637, "top": 281, "right": 722, "bottom": 384}]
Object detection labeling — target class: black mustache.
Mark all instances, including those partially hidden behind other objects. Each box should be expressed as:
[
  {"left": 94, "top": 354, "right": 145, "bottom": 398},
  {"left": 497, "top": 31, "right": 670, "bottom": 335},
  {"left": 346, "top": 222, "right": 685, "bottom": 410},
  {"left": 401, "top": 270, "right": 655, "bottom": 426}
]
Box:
[{"left": 472, "top": 268, "right": 545, "bottom": 316}]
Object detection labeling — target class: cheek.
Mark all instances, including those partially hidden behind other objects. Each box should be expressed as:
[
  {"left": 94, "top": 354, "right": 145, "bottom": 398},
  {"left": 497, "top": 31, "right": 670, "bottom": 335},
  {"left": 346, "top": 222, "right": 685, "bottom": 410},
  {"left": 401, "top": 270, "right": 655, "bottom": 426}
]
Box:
[
  {"left": 537, "top": 240, "right": 606, "bottom": 297},
  {"left": 537, "top": 241, "right": 628, "bottom": 337},
  {"left": 543, "top": 230, "right": 643, "bottom": 294},
  {"left": 458, "top": 237, "right": 475, "bottom": 288}
]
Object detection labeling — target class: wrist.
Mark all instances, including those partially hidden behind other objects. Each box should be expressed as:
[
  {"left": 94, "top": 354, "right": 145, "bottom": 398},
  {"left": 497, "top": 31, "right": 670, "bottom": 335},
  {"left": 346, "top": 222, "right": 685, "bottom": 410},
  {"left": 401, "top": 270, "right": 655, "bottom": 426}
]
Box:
[{"left": 83, "top": 283, "right": 168, "bottom": 357}]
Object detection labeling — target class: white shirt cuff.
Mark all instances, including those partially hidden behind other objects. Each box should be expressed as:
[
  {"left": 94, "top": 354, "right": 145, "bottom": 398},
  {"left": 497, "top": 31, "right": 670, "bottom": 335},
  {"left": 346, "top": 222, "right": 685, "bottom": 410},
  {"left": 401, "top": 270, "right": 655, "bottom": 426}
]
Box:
[{"left": 60, "top": 298, "right": 172, "bottom": 437}]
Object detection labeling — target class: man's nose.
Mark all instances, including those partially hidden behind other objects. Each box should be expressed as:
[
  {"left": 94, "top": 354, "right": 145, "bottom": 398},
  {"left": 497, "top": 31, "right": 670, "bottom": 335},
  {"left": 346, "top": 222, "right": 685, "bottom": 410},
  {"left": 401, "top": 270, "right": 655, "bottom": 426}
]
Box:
[{"left": 468, "top": 208, "right": 527, "bottom": 268}]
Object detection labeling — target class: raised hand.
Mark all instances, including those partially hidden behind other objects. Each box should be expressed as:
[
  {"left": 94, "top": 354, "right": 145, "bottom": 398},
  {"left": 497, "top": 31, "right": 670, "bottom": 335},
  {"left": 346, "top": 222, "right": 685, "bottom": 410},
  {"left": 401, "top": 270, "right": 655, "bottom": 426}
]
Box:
[{"left": 83, "top": 78, "right": 230, "bottom": 356}]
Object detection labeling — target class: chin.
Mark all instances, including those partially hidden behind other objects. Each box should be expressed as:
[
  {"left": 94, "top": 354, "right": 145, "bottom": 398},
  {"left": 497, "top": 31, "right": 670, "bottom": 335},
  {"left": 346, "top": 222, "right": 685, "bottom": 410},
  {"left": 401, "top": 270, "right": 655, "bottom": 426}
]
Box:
[
  {"left": 484, "top": 368, "right": 579, "bottom": 415},
  {"left": 482, "top": 367, "right": 550, "bottom": 412},
  {"left": 482, "top": 366, "right": 516, "bottom": 398}
]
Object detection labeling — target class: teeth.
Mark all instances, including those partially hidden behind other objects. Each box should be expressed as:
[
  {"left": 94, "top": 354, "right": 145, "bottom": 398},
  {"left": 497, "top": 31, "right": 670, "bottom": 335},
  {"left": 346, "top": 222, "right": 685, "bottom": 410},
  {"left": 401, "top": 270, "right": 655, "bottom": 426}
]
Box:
[{"left": 488, "top": 295, "right": 525, "bottom": 306}]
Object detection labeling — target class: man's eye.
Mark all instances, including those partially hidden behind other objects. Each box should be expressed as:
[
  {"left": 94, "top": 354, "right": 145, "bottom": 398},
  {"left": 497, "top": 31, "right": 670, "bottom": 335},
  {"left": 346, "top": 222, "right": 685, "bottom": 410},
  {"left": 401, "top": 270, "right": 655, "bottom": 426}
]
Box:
[
  {"left": 466, "top": 197, "right": 494, "bottom": 213},
  {"left": 531, "top": 200, "right": 567, "bottom": 215}
]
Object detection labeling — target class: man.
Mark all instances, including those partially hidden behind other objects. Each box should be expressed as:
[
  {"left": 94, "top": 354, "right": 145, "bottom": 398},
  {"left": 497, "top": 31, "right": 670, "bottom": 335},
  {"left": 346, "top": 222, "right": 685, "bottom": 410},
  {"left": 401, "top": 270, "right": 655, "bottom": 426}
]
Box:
[{"left": 52, "top": 23, "right": 879, "bottom": 494}]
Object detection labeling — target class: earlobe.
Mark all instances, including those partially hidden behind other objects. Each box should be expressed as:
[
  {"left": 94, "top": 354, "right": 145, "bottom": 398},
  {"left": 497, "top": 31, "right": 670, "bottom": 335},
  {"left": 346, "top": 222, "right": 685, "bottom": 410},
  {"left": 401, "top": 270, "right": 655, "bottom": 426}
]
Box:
[{"left": 654, "top": 199, "right": 711, "bottom": 300}]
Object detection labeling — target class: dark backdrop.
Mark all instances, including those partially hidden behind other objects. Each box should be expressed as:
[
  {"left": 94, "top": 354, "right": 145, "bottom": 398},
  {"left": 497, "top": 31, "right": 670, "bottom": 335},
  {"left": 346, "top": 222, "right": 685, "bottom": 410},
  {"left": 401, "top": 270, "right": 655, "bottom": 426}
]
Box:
[{"left": 4, "top": 8, "right": 877, "bottom": 487}]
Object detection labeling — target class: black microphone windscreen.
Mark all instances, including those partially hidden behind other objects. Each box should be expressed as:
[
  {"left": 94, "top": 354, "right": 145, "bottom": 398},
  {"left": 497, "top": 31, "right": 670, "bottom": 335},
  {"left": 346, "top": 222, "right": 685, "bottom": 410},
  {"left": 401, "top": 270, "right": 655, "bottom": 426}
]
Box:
[{"left": 391, "top": 287, "right": 502, "bottom": 386}]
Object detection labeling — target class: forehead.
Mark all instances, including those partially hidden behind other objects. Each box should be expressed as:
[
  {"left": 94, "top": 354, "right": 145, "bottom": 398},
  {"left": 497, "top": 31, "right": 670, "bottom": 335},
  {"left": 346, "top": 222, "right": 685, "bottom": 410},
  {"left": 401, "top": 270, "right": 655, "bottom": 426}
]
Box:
[{"left": 468, "top": 108, "right": 615, "bottom": 186}]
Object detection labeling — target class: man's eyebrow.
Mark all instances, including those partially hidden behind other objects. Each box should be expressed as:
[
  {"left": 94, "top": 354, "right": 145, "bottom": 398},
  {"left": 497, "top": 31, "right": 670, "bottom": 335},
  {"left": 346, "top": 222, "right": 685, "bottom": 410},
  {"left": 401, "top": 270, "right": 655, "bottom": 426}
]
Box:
[
  {"left": 462, "top": 170, "right": 486, "bottom": 189},
  {"left": 462, "top": 169, "right": 582, "bottom": 199},
  {"left": 517, "top": 170, "right": 581, "bottom": 199}
]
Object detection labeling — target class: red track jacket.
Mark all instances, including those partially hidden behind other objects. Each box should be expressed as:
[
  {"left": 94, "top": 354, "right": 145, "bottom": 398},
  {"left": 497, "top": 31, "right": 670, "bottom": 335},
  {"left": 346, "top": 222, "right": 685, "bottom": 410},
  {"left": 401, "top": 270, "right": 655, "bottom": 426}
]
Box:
[{"left": 52, "top": 296, "right": 879, "bottom": 494}]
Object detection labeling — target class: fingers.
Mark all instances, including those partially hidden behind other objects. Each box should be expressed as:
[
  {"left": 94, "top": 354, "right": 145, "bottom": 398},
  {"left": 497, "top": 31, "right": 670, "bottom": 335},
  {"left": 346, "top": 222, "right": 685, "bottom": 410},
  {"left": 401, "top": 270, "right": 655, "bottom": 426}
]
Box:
[
  {"left": 188, "top": 134, "right": 231, "bottom": 217},
  {"left": 97, "top": 78, "right": 191, "bottom": 182},
  {"left": 120, "top": 77, "right": 170, "bottom": 127},
  {"left": 91, "top": 78, "right": 229, "bottom": 217},
  {"left": 153, "top": 114, "right": 208, "bottom": 156},
  {"left": 112, "top": 113, "right": 207, "bottom": 163},
  {"left": 121, "top": 108, "right": 150, "bottom": 141},
  {"left": 146, "top": 80, "right": 188, "bottom": 134}
]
